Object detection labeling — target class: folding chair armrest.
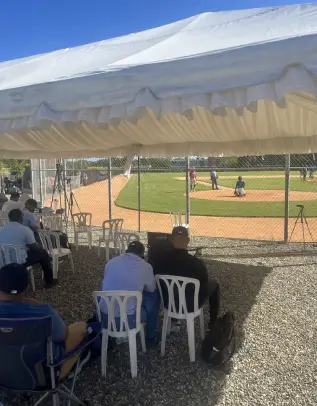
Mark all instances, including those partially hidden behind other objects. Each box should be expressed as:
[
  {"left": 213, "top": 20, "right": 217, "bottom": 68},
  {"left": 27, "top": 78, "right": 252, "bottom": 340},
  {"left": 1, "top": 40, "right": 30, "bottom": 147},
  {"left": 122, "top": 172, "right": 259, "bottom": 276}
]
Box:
[{"left": 48, "top": 329, "right": 102, "bottom": 367}]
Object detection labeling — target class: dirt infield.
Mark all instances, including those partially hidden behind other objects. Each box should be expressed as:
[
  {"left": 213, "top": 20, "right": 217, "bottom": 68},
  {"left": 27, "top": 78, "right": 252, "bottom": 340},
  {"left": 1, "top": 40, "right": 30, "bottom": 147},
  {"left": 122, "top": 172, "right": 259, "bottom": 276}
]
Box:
[
  {"left": 190, "top": 188, "right": 317, "bottom": 202},
  {"left": 67, "top": 176, "right": 317, "bottom": 242}
]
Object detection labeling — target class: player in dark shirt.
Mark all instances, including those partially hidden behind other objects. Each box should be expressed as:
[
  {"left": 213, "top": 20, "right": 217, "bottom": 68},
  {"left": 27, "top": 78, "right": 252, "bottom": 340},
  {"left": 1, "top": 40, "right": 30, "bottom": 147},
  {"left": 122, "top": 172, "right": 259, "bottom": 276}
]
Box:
[{"left": 153, "top": 226, "right": 220, "bottom": 326}]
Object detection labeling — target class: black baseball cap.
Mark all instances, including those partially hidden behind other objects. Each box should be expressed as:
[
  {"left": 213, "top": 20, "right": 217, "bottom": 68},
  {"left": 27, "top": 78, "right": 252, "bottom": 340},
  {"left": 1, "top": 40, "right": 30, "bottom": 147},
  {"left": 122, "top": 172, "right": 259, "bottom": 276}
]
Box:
[
  {"left": 172, "top": 226, "right": 189, "bottom": 237},
  {"left": 10, "top": 192, "right": 20, "bottom": 199},
  {"left": 127, "top": 240, "right": 145, "bottom": 256},
  {"left": 0, "top": 263, "right": 29, "bottom": 295}
]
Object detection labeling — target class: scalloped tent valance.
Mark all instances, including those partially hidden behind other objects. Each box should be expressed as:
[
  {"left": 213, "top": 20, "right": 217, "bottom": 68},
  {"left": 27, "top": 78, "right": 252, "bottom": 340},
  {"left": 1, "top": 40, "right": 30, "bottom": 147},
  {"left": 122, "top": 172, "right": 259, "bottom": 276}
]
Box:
[{"left": 1, "top": 4, "right": 317, "bottom": 159}]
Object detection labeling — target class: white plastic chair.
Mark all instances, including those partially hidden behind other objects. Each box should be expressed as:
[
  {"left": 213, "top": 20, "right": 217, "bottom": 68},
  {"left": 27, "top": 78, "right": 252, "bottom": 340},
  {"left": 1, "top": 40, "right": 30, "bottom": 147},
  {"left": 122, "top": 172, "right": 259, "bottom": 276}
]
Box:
[
  {"left": 37, "top": 230, "right": 74, "bottom": 279},
  {"left": 170, "top": 212, "right": 189, "bottom": 229},
  {"left": 115, "top": 232, "right": 140, "bottom": 256},
  {"left": 72, "top": 213, "right": 92, "bottom": 250},
  {"left": 0, "top": 244, "right": 35, "bottom": 291},
  {"left": 93, "top": 291, "right": 146, "bottom": 379},
  {"left": 41, "top": 214, "right": 63, "bottom": 231},
  {"left": 156, "top": 275, "right": 204, "bottom": 362},
  {"left": 41, "top": 206, "right": 54, "bottom": 216},
  {"left": 34, "top": 213, "right": 43, "bottom": 228},
  {"left": 98, "top": 219, "right": 123, "bottom": 260}
]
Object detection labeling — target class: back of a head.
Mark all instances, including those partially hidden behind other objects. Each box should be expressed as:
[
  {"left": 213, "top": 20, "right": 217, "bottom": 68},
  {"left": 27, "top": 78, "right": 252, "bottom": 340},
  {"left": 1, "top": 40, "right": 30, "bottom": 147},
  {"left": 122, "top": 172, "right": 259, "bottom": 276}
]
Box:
[
  {"left": 0, "top": 263, "right": 29, "bottom": 296},
  {"left": 238, "top": 176, "right": 242, "bottom": 181},
  {"left": 10, "top": 192, "right": 20, "bottom": 201},
  {"left": 8, "top": 208, "right": 23, "bottom": 224},
  {"left": 126, "top": 241, "right": 145, "bottom": 258},
  {"left": 172, "top": 226, "right": 190, "bottom": 249},
  {"left": 25, "top": 198, "right": 37, "bottom": 210}
]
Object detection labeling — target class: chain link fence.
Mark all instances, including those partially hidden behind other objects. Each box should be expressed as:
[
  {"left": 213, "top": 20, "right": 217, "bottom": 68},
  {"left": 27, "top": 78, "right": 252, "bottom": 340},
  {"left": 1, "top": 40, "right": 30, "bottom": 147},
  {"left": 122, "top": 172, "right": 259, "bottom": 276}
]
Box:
[{"left": 30, "top": 154, "right": 317, "bottom": 243}]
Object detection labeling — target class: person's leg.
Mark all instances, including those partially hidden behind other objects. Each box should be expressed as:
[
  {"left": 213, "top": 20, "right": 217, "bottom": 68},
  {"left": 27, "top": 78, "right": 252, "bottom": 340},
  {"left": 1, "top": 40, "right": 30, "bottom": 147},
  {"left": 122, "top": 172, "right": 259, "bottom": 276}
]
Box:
[
  {"left": 199, "top": 280, "right": 220, "bottom": 326},
  {"left": 25, "top": 249, "right": 54, "bottom": 284},
  {"left": 207, "top": 280, "right": 220, "bottom": 324},
  {"left": 141, "top": 291, "right": 160, "bottom": 339},
  {"left": 61, "top": 321, "right": 87, "bottom": 378},
  {"left": 211, "top": 179, "right": 215, "bottom": 190}
]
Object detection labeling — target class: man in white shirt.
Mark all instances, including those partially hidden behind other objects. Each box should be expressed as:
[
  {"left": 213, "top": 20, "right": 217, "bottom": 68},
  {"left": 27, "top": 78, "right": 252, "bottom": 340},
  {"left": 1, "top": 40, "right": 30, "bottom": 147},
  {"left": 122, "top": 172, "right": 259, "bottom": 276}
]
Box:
[
  {"left": 1, "top": 192, "right": 25, "bottom": 214},
  {"left": 101, "top": 241, "right": 160, "bottom": 344},
  {"left": 0, "top": 209, "right": 56, "bottom": 289}
]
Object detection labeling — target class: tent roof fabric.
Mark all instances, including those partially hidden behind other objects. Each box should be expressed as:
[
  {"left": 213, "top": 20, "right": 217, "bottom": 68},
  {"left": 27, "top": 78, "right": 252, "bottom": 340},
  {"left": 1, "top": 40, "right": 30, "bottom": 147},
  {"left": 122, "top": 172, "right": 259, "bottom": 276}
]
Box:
[{"left": 1, "top": 4, "right": 317, "bottom": 158}]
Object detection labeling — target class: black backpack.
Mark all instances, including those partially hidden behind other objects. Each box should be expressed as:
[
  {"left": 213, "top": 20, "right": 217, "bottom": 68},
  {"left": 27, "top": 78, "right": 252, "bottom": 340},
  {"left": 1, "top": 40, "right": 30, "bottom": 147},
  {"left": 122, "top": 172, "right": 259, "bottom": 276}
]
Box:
[{"left": 201, "top": 311, "right": 236, "bottom": 367}]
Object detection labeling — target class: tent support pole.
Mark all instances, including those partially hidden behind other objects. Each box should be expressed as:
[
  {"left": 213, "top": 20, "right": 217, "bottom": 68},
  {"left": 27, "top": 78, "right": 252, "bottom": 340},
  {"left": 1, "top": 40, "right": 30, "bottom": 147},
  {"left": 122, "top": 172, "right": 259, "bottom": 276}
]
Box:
[
  {"left": 185, "top": 157, "right": 190, "bottom": 226},
  {"left": 284, "top": 154, "right": 290, "bottom": 243},
  {"left": 138, "top": 157, "right": 141, "bottom": 233},
  {"left": 38, "top": 159, "right": 44, "bottom": 207},
  {"left": 108, "top": 158, "right": 112, "bottom": 221}
]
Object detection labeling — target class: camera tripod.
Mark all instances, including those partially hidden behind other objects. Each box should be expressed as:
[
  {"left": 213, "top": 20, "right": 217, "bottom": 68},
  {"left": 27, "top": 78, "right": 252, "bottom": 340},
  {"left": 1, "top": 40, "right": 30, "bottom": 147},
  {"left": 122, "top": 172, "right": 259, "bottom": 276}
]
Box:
[
  {"left": 50, "top": 161, "right": 81, "bottom": 226},
  {"left": 289, "top": 204, "right": 314, "bottom": 247}
]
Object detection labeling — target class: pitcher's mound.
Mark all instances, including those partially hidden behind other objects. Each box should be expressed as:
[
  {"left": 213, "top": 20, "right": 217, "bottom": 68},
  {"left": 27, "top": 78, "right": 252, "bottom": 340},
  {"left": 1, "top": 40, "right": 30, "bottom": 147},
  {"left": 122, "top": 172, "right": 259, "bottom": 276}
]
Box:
[{"left": 190, "top": 189, "right": 317, "bottom": 202}]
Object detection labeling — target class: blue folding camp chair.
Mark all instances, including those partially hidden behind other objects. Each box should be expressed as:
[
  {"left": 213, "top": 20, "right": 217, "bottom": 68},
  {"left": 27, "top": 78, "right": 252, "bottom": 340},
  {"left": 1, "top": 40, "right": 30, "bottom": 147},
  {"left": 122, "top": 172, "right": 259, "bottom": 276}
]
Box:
[{"left": 0, "top": 316, "right": 100, "bottom": 406}]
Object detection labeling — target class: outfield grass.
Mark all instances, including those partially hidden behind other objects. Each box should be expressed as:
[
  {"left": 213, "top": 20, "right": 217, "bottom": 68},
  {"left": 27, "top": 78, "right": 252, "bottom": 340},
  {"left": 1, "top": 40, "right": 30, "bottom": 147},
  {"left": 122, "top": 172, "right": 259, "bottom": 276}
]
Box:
[{"left": 115, "top": 172, "right": 317, "bottom": 218}]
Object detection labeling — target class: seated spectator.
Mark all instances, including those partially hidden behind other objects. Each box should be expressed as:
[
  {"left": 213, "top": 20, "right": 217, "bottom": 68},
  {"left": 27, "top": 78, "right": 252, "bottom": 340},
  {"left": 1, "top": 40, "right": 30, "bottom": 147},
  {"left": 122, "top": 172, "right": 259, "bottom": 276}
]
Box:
[
  {"left": 147, "top": 233, "right": 174, "bottom": 267},
  {"left": 1, "top": 192, "right": 25, "bottom": 213},
  {"left": 101, "top": 241, "right": 160, "bottom": 346},
  {"left": 0, "top": 209, "right": 56, "bottom": 289},
  {"left": 153, "top": 226, "right": 220, "bottom": 327},
  {"left": 0, "top": 263, "right": 87, "bottom": 377},
  {"left": 234, "top": 176, "right": 246, "bottom": 197},
  {"left": 23, "top": 198, "right": 39, "bottom": 231}
]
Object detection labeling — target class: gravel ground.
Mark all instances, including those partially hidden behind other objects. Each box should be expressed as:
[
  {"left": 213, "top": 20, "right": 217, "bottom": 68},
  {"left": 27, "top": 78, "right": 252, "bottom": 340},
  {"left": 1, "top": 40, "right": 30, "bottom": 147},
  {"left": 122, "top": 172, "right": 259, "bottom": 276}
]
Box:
[{"left": 6, "top": 232, "right": 317, "bottom": 406}]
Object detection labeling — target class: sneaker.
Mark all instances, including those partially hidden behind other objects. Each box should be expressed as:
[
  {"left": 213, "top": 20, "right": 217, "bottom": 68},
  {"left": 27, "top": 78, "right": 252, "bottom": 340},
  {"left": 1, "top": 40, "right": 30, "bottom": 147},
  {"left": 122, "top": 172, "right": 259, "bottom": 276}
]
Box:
[{"left": 44, "top": 280, "right": 58, "bottom": 289}]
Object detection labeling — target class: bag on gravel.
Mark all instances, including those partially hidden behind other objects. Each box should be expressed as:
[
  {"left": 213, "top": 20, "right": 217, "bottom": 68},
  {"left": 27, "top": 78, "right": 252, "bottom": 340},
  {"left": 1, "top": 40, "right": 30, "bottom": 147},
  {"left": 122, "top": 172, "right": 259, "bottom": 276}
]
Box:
[{"left": 201, "top": 311, "right": 236, "bottom": 367}]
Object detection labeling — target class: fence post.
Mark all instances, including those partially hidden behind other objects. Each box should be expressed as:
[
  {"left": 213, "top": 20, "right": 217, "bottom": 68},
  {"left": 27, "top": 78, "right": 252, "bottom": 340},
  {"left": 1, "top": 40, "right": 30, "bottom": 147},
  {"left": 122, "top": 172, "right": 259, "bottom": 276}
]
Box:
[
  {"left": 185, "top": 156, "right": 190, "bottom": 226},
  {"left": 108, "top": 158, "right": 112, "bottom": 221},
  {"left": 284, "top": 154, "right": 290, "bottom": 243},
  {"left": 138, "top": 157, "right": 141, "bottom": 232}
]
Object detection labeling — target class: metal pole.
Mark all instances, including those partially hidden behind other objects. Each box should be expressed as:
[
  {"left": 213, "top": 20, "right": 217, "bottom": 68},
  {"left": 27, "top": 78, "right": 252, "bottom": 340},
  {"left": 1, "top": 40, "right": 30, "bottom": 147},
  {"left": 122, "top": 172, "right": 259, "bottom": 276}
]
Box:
[
  {"left": 284, "top": 154, "right": 290, "bottom": 243},
  {"left": 138, "top": 157, "right": 141, "bottom": 232},
  {"left": 62, "top": 159, "right": 68, "bottom": 222},
  {"left": 38, "top": 159, "right": 43, "bottom": 207},
  {"left": 185, "top": 156, "right": 190, "bottom": 226},
  {"left": 108, "top": 158, "right": 112, "bottom": 221}
]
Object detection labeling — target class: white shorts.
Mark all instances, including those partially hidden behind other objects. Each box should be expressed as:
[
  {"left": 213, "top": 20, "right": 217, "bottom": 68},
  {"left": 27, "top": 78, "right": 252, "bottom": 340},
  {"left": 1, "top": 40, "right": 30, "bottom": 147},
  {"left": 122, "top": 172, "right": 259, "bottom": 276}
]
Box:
[{"left": 237, "top": 188, "right": 246, "bottom": 196}]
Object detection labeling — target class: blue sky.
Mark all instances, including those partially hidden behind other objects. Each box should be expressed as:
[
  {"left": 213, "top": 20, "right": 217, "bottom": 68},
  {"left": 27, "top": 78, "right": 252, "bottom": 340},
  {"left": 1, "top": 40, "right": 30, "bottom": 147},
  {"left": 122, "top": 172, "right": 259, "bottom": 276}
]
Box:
[{"left": 0, "top": 0, "right": 309, "bottom": 62}]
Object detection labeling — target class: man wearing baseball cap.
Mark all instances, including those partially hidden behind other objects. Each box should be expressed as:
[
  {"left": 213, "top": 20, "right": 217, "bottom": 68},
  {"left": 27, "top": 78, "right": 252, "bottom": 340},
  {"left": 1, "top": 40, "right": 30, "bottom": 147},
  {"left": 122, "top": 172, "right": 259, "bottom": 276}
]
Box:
[
  {"left": 101, "top": 240, "right": 160, "bottom": 346},
  {"left": 154, "top": 226, "right": 220, "bottom": 327},
  {"left": 0, "top": 263, "right": 87, "bottom": 377}
]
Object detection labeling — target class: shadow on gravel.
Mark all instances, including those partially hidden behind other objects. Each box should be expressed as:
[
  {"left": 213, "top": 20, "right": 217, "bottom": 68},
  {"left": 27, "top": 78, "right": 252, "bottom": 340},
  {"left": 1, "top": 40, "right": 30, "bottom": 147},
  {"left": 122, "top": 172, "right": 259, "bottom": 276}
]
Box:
[{"left": 7, "top": 251, "right": 271, "bottom": 406}]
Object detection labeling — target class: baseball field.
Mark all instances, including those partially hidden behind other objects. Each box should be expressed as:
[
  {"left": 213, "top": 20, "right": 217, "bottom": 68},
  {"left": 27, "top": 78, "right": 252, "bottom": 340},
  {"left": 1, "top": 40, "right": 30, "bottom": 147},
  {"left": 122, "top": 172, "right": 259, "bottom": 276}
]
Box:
[
  {"left": 65, "top": 170, "right": 317, "bottom": 241},
  {"left": 115, "top": 171, "right": 317, "bottom": 218}
]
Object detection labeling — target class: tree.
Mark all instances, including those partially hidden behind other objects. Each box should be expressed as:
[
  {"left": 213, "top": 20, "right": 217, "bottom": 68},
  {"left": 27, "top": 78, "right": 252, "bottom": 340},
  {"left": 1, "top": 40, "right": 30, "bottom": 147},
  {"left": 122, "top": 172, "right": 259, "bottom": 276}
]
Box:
[{"left": 2, "top": 159, "right": 29, "bottom": 176}]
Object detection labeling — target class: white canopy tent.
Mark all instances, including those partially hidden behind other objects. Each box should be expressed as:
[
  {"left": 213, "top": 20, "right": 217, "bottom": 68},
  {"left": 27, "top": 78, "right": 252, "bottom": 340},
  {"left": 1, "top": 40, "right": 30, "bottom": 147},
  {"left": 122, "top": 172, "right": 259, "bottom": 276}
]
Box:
[{"left": 1, "top": 4, "right": 317, "bottom": 159}]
